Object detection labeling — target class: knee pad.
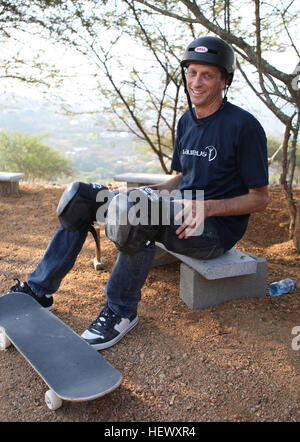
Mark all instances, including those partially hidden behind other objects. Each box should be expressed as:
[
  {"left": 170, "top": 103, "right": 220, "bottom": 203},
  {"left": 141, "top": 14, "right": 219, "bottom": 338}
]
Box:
[
  {"left": 105, "top": 186, "right": 168, "bottom": 254},
  {"left": 57, "top": 181, "right": 114, "bottom": 232},
  {"left": 105, "top": 185, "right": 220, "bottom": 259}
]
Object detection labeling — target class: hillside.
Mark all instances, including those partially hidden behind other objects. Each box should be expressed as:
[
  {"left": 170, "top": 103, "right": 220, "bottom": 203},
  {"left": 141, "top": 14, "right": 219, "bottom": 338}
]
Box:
[
  {"left": 2, "top": 95, "right": 298, "bottom": 186},
  {"left": 0, "top": 96, "right": 163, "bottom": 182}
]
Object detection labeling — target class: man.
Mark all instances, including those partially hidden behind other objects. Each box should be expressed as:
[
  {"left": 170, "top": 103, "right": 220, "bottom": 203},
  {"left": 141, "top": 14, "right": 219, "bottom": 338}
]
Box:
[{"left": 7, "top": 36, "right": 269, "bottom": 350}]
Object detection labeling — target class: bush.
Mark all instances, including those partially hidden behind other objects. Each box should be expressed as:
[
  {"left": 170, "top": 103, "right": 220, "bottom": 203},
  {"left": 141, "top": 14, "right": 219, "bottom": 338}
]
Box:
[
  {"left": 0, "top": 131, "right": 73, "bottom": 182},
  {"left": 267, "top": 135, "right": 300, "bottom": 165}
]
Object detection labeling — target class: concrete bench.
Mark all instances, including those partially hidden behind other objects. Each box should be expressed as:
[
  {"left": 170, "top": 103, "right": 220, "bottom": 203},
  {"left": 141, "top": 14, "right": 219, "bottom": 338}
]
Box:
[
  {"left": 93, "top": 229, "right": 267, "bottom": 309},
  {"left": 0, "top": 172, "right": 25, "bottom": 196},
  {"left": 114, "top": 172, "right": 168, "bottom": 188},
  {"left": 152, "top": 242, "right": 267, "bottom": 309}
]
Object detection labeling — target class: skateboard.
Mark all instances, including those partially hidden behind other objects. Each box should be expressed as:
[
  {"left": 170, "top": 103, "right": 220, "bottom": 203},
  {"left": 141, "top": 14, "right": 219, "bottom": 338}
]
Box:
[{"left": 0, "top": 292, "right": 122, "bottom": 410}]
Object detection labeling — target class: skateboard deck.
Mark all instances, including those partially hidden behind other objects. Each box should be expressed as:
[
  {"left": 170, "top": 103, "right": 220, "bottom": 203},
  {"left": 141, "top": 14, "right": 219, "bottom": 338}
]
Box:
[{"left": 0, "top": 292, "right": 122, "bottom": 410}]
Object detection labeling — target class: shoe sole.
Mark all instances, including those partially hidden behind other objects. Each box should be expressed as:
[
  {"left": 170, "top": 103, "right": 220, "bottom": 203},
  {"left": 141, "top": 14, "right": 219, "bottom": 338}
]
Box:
[{"left": 85, "top": 316, "right": 139, "bottom": 351}]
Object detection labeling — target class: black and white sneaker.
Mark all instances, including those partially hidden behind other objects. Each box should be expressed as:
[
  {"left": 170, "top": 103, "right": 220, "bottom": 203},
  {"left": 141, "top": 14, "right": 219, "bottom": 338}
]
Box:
[
  {"left": 7, "top": 279, "right": 53, "bottom": 311},
  {"left": 81, "top": 304, "right": 138, "bottom": 350}
]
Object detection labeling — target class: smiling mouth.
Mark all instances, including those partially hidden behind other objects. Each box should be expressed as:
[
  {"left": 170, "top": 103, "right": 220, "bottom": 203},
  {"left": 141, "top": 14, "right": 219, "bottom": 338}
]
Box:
[{"left": 190, "top": 88, "right": 205, "bottom": 95}]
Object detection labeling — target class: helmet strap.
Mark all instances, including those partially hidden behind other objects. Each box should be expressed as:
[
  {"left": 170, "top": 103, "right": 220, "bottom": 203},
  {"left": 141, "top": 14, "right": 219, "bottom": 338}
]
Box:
[
  {"left": 223, "top": 76, "right": 231, "bottom": 100},
  {"left": 181, "top": 66, "right": 203, "bottom": 127}
]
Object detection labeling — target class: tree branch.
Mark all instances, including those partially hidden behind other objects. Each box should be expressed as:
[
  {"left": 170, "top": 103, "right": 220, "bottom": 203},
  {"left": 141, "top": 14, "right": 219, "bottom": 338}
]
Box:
[
  {"left": 236, "top": 58, "right": 292, "bottom": 125},
  {"left": 280, "top": 112, "right": 297, "bottom": 238},
  {"left": 135, "top": 0, "right": 291, "bottom": 83}
]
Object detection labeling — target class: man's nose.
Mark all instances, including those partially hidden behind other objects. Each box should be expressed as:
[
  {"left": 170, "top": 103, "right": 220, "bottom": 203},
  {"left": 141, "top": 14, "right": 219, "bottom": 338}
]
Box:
[{"left": 192, "top": 73, "right": 203, "bottom": 85}]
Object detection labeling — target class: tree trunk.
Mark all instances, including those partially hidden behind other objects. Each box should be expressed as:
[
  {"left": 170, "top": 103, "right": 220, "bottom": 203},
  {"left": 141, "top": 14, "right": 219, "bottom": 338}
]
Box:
[{"left": 293, "top": 199, "right": 300, "bottom": 252}]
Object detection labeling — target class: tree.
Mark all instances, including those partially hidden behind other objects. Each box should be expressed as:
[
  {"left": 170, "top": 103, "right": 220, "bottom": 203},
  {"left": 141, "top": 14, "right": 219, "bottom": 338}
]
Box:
[
  {"left": 0, "top": 0, "right": 67, "bottom": 89},
  {"left": 32, "top": 0, "right": 190, "bottom": 173},
  {"left": 0, "top": 130, "right": 72, "bottom": 182}
]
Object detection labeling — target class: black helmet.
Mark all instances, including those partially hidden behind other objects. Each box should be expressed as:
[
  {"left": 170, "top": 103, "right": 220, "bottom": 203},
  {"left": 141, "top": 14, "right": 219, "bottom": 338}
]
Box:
[
  {"left": 181, "top": 36, "right": 235, "bottom": 85},
  {"left": 180, "top": 36, "right": 235, "bottom": 127}
]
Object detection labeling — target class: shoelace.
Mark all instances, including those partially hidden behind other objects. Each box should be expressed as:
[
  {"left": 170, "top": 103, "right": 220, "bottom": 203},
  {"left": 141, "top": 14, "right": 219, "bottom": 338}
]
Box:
[{"left": 92, "top": 305, "right": 117, "bottom": 328}]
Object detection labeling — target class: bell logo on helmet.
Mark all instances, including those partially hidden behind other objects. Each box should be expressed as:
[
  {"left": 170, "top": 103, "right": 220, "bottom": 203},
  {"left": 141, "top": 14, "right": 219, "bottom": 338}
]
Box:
[{"left": 195, "top": 46, "right": 208, "bottom": 53}]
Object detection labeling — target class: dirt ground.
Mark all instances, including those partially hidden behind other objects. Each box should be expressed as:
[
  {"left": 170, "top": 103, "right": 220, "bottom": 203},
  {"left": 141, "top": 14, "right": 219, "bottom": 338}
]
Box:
[{"left": 0, "top": 184, "right": 299, "bottom": 423}]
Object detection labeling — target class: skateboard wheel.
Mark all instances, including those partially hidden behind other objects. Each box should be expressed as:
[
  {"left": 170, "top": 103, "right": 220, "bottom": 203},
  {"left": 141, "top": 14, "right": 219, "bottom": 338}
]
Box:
[
  {"left": 45, "top": 389, "right": 63, "bottom": 410},
  {"left": 0, "top": 329, "right": 11, "bottom": 350}
]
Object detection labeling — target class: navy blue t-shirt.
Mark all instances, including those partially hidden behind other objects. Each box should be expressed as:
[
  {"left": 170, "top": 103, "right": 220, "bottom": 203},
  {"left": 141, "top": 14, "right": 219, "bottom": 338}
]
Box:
[{"left": 171, "top": 100, "right": 269, "bottom": 251}]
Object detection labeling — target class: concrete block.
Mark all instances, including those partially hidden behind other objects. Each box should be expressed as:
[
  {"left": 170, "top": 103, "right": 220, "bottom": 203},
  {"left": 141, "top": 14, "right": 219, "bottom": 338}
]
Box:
[{"left": 179, "top": 254, "right": 267, "bottom": 310}]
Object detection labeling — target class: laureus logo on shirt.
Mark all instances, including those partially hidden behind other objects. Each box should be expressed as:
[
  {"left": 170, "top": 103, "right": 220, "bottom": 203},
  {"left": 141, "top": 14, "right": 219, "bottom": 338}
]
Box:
[{"left": 182, "top": 145, "right": 217, "bottom": 162}]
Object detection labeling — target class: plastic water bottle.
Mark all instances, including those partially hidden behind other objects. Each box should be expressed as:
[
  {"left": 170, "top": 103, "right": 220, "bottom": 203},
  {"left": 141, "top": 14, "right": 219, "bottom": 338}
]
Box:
[{"left": 269, "top": 278, "right": 296, "bottom": 297}]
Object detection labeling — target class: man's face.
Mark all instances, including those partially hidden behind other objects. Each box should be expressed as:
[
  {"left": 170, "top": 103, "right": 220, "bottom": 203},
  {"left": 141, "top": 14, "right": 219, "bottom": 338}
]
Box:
[{"left": 186, "top": 63, "right": 226, "bottom": 114}]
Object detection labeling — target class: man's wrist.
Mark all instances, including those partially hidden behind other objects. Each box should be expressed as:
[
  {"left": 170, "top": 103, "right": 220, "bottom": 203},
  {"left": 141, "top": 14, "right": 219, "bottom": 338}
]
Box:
[
  {"left": 204, "top": 200, "right": 212, "bottom": 218},
  {"left": 204, "top": 199, "right": 223, "bottom": 218}
]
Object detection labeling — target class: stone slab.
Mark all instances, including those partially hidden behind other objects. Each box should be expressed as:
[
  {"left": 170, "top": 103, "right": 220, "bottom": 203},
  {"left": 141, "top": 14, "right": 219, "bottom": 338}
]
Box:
[
  {"left": 114, "top": 172, "right": 168, "bottom": 187},
  {"left": 151, "top": 246, "right": 179, "bottom": 267},
  {"left": 155, "top": 242, "right": 257, "bottom": 279},
  {"left": 0, "top": 172, "right": 24, "bottom": 182}
]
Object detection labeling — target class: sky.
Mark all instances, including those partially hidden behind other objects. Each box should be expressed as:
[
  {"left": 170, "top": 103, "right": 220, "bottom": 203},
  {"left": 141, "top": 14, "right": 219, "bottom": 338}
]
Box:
[{"left": 1, "top": 3, "right": 299, "bottom": 139}]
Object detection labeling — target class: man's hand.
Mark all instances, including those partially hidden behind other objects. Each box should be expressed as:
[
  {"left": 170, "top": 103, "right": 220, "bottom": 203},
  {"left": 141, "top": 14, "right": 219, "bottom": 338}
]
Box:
[
  {"left": 174, "top": 186, "right": 269, "bottom": 239},
  {"left": 174, "top": 199, "right": 205, "bottom": 239}
]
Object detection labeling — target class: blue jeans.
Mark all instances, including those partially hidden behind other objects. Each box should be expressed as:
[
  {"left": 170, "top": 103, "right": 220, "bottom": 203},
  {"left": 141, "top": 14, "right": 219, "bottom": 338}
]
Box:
[
  {"left": 27, "top": 220, "right": 223, "bottom": 318},
  {"left": 28, "top": 226, "right": 156, "bottom": 317}
]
